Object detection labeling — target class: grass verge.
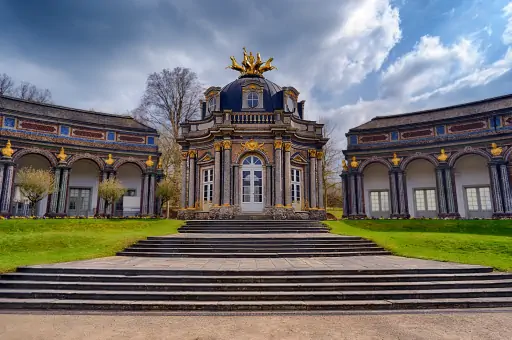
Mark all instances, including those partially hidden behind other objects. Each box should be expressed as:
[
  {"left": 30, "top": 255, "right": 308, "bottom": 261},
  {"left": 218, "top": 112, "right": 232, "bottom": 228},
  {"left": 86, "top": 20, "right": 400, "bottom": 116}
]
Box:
[
  {"left": 0, "top": 219, "right": 182, "bottom": 273},
  {"left": 326, "top": 219, "right": 512, "bottom": 272}
]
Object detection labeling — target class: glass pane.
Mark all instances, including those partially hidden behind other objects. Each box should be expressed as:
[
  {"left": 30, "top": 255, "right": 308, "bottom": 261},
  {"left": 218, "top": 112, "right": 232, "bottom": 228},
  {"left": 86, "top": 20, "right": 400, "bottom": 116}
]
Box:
[
  {"left": 254, "top": 171, "right": 262, "bottom": 186},
  {"left": 479, "top": 187, "right": 492, "bottom": 211},
  {"left": 253, "top": 157, "right": 262, "bottom": 165},
  {"left": 69, "top": 201, "right": 76, "bottom": 210},
  {"left": 243, "top": 158, "right": 251, "bottom": 165},
  {"left": 243, "top": 171, "right": 251, "bottom": 185},
  {"left": 380, "top": 192, "right": 389, "bottom": 212},
  {"left": 466, "top": 188, "right": 479, "bottom": 211},
  {"left": 255, "top": 195, "right": 263, "bottom": 203},
  {"left": 426, "top": 189, "right": 437, "bottom": 211},
  {"left": 370, "top": 192, "right": 380, "bottom": 212},
  {"left": 243, "top": 195, "right": 251, "bottom": 203},
  {"left": 415, "top": 190, "right": 426, "bottom": 211},
  {"left": 291, "top": 184, "right": 296, "bottom": 201},
  {"left": 297, "top": 185, "right": 301, "bottom": 200}
]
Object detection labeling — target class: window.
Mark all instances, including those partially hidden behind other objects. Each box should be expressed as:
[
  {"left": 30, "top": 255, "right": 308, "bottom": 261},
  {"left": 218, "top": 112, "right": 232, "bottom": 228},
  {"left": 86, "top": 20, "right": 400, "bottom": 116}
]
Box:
[
  {"left": 370, "top": 191, "right": 389, "bottom": 212},
  {"left": 126, "top": 189, "right": 137, "bottom": 197},
  {"left": 247, "top": 91, "right": 259, "bottom": 108},
  {"left": 286, "top": 97, "right": 295, "bottom": 112},
  {"left": 466, "top": 187, "right": 492, "bottom": 212},
  {"left": 203, "top": 168, "right": 214, "bottom": 202},
  {"left": 208, "top": 97, "right": 216, "bottom": 113},
  {"left": 242, "top": 156, "right": 262, "bottom": 165},
  {"left": 414, "top": 189, "right": 437, "bottom": 212}
]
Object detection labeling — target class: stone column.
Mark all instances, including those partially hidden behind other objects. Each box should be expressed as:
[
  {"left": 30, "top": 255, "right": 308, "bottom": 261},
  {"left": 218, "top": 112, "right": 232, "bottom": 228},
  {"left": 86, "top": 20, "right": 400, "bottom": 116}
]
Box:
[
  {"left": 356, "top": 172, "right": 364, "bottom": 215},
  {"left": 57, "top": 168, "right": 70, "bottom": 214},
  {"left": 0, "top": 165, "right": 4, "bottom": 206},
  {"left": 317, "top": 151, "right": 325, "bottom": 209},
  {"left": 349, "top": 172, "right": 357, "bottom": 217},
  {"left": 48, "top": 167, "right": 62, "bottom": 214},
  {"left": 435, "top": 167, "right": 448, "bottom": 216},
  {"left": 308, "top": 149, "right": 317, "bottom": 208},
  {"left": 0, "top": 161, "right": 15, "bottom": 215},
  {"left": 397, "top": 171, "right": 408, "bottom": 217},
  {"left": 444, "top": 167, "right": 458, "bottom": 216},
  {"left": 274, "top": 140, "right": 283, "bottom": 206},
  {"left": 489, "top": 162, "right": 504, "bottom": 216},
  {"left": 233, "top": 164, "right": 239, "bottom": 206},
  {"left": 213, "top": 142, "right": 222, "bottom": 206},
  {"left": 499, "top": 163, "right": 512, "bottom": 215},
  {"left": 180, "top": 151, "right": 188, "bottom": 208},
  {"left": 283, "top": 142, "right": 292, "bottom": 207},
  {"left": 140, "top": 173, "right": 149, "bottom": 215},
  {"left": 188, "top": 150, "right": 197, "bottom": 208},
  {"left": 388, "top": 171, "right": 399, "bottom": 217},
  {"left": 97, "top": 171, "right": 108, "bottom": 215},
  {"left": 148, "top": 173, "right": 156, "bottom": 215},
  {"left": 222, "top": 140, "right": 231, "bottom": 206},
  {"left": 341, "top": 172, "right": 350, "bottom": 218},
  {"left": 266, "top": 165, "right": 273, "bottom": 207}
]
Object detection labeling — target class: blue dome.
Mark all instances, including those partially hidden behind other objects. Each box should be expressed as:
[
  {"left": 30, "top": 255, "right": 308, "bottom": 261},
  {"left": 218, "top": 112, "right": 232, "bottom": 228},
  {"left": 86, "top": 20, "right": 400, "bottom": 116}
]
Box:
[{"left": 220, "top": 76, "right": 283, "bottom": 112}]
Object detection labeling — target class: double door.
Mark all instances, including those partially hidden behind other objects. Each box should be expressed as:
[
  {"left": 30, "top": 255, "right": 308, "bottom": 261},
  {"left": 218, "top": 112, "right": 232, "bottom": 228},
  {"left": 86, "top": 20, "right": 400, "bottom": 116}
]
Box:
[
  {"left": 241, "top": 169, "right": 263, "bottom": 212},
  {"left": 68, "top": 188, "right": 91, "bottom": 216}
]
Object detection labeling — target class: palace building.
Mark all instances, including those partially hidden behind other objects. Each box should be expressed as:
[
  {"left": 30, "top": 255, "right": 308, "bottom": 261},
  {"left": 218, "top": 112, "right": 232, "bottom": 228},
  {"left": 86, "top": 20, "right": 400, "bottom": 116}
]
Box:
[
  {"left": 0, "top": 95, "right": 162, "bottom": 217},
  {"left": 342, "top": 94, "right": 512, "bottom": 219},
  {"left": 177, "top": 49, "right": 328, "bottom": 220}
]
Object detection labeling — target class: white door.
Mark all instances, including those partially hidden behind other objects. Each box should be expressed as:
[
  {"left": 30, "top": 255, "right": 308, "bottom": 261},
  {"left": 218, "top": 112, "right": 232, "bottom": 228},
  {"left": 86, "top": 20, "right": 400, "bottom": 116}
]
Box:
[
  {"left": 202, "top": 168, "right": 214, "bottom": 211},
  {"left": 465, "top": 186, "right": 492, "bottom": 218},
  {"left": 241, "top": 156, "right": 264, "bottom": 212},
  {"left": 291, "top": 168, "right": 302, "bottom": 211},
  {"left": 369, "top": 190, "right": 390, "bottom": 218}
]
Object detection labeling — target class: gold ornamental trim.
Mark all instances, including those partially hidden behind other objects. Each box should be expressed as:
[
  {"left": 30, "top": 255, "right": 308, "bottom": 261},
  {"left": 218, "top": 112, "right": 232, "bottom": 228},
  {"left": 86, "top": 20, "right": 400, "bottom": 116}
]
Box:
[
  {"left": 222, "top": 140, "right": 232, "bottom": 150},
  {"left": 491, "top": 143, "right": 503, "bottom": 157},
  {"left": 437, "top": 149, "right": 448, "bottom": 162},
  {"left": 308, "top": 149, "right": 317, "bottom": 158},
  {"left": 188, "top": 150, "right": 197, "bottom": 159},
  {"left": 391, "top": 153, "right": 401, "bottom": 166},
  {"left": 1, "top": 140, "right": 13, "bottom": 158},
  {"left": 56, "top": 147, "right": 67, "bottom": 162},
  {"left": 145, "top": 155, "right": 154, "bottom": 167},
  {"left": 181, "top": 151, "right": 188, "bottom": 160},
  {"left": 283, "top": 142, "right": 292, "bottom": 152},
  {"left": 342, "top": 159, "right": 349, "bottom": 171},
  {"left": 350, "top": 156, "right": 359, "bottom": 169},
  {"left": 316, "top": 151, "right": 324, "bottom": 159},
  {"left": 226, "top": 48, "right": 277, "bottom": 77},
  {"left": 274, "top": 140, "right": 283, "bottom": 150},
  {"left": 241, "top": 139, "right": 264, "bottom": 152},
  {"left": 105, "top": 154, "right": 115, "bottom": 166},
  {"left": 214, "top": 142, "right": 222, "bottom": 152}
]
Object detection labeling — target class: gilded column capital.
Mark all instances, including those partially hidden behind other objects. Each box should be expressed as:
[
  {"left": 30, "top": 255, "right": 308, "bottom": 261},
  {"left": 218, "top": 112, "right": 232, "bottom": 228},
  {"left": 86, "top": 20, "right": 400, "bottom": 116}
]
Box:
[
  {"left": 181, "top": 151, "right": 188, "bottom": 160},
  {"left": 316, "top": 151, "right": 324, "bottom": 159},
  {"left": 222, "top": 140, "right": 232, "bottom": 150},
  {"left": 283, "top": 142, "right": 292, "bottom": 152},
  {"left": 274, "top": 140, "right": 283, "bottom": 149},
  {"left": 214, "top": 142, "right": 222, "bottom": 152},
  {"left": 308, "top": 149, "right": 317, "bottom": 158},
  {"left": 188, "top": 150, "right": 197, "bottom": 158}
]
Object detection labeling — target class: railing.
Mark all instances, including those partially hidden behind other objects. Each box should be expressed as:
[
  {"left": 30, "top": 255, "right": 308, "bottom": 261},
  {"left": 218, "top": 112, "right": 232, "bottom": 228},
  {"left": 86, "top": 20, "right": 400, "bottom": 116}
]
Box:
[{"left": 231, "top": 113, "right": 275, "bottom": 124}]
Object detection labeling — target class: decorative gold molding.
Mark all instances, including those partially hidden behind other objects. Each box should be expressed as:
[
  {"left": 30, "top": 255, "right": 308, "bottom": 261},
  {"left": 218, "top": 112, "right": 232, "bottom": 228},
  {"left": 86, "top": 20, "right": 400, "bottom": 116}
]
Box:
[
  {"left": 105, "top": 154, "right": 115, "bottom": 166},
  {"left": 188, "top": 150, "right": 197, "bottom": 158},
  {"left": 283, "top": 142, "right": 292, "bottom": 152},
  {"left": 157, "top": 158, "right": 163, "bottom": 169},
  {"left": 308, "top": 149, "right": 317, "bottom": 158},
  {"left": 350, "top": 156, "right": 359, "bottom": 168},
  {"left": 274, "top": 140, "right": 283, "bottom": 149},
  {"left": 342, "top": 159, "right": 348, "bottom": 171},
  {"left": 437, "top": 149, "right": 448, "bottom": 162},
  {"left": 316, "top": 151, "right": 324, "bottom": 159},
  {"left": 226, "top": 47, "right": 277, "bottom": 77},
  {"left": 222, "top": 140, "right": 232, "bottom": 150},
  {"left": 391, "top": 153, "right": 401, "bottom": 166},
  {"left": 214, "top": 142, "right": 222, "bottom": 152},
  {"left": 57, "top": 147, "right": 67, "bottom": 162},
  {"left": 241, "top": 139, "right": 264, "bottom": 151},
  {"left": 1, "top": 140, "right": 13, "bottom": 158},
  {"left": 145, "top": 155, "right": 154, "bottom": 167},
  {"left": 181, "top": 151, "right": 188, "bottom": 160},
  {"left": 491, "top": 143, "right": 503, "bottom": 157}
]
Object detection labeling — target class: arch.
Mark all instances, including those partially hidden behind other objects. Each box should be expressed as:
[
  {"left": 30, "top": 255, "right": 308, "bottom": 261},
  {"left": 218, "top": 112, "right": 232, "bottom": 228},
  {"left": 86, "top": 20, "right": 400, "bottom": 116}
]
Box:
[
  {"left": 67, "top": 153, "right": 105, "bottom": 171},
  {"left": 113, "top": 157, "right": 147, "bottom": 172},
  {"left": 235, "top": 150, "right": 270, "bottom": 165},
  {"left": 504, "top": 146, "right": 512, "bottom": 162},
  {"left": 358, "top": 156, "right": 392, "bottom": 173},
  {"left": 400, "top": 153, "right": 439, "bottom": 171},
  {"left": 12, "top": 148, "right": 58, "bottom": 168},
  {"left": 448, "top": 147, "right": 492, "bottom": 167}
]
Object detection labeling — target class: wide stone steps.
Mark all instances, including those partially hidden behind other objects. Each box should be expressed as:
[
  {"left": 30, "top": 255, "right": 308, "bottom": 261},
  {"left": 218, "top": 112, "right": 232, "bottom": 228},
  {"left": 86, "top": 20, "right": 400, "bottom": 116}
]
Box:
[
  {"left": 116, "top": 251, "right": 392, "bottom": 258},
  {"left": 178, "top": 229, "right": 330, "bottom": 234},
  {"left": 177, "top": 220, "right": 331, "bottom": 234},
  {"left": 1, "top": 267, "right": 512, "bottom": 311}
]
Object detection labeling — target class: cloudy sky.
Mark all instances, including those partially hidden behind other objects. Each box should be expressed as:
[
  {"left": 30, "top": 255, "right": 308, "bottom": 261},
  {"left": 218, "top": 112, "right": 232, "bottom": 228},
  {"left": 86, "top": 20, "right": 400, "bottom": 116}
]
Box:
[{"left": 2, "top": 0, "right": 512, "bottom": 145}]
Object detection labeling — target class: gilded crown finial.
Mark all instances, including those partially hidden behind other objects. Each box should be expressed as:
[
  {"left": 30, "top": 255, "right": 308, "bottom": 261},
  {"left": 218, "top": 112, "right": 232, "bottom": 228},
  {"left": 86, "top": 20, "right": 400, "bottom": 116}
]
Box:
[
  {"left": 57, "top": 147, "right": 67, "bottom": 162},
  {"left": 350, "top": 156, "right": 359, "bottom": 168},
  {"left": 438, "top": 149, "right": 448, "bottom": 162},
  {"left": 391, "top": 153, "right": 401, "bottom": 166},
  {"left": 105, "top": 154, "right": 114, "bottom": 166},
  {"left": 145, "top": 155, "right": 154, "bottom": 167},
  {"left": 227, "top": 48, "right": 277, "bottom": 77},
  {"left": 1, "top": 140, "right": 14, "bottom": 158},
  {"left": 491, "top": 143, "right": 503, "bottom": 157}
]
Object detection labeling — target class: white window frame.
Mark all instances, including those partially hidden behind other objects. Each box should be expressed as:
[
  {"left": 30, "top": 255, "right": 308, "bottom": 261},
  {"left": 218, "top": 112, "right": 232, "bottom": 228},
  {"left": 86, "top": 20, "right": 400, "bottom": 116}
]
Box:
[
  {"left": 413, "top": 188, "right": 437, "bottom": 217},
  {"left": 464, "top": 186, "right": 492, "bottom": 217},
  {"left": 369, "top": 190, "right": 390, "bottom": 217},
  {"left": 291, "top": 167, "right": 302, "bottom": 211},
  {"left": 202, "top": 167, "right": 214, "bottom": 210},
  {"left": 247, "top": 91, "right": 259, "bottom": 108}
]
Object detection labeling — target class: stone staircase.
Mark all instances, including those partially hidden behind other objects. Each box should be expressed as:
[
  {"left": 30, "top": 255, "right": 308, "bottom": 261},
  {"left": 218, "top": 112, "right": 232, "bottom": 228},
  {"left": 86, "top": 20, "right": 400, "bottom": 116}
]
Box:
[{"left": 0, "top": 219, "right": 511, "bottom": 312}]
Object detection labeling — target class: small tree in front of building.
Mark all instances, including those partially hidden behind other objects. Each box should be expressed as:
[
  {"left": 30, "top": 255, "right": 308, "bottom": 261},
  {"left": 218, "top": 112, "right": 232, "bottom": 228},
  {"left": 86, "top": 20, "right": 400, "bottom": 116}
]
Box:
[
  {"left": 98, "top": 178, "right": 126, "bottom": 217},
  {"left": 156, "top": 176, "right": 179, "bottom": 217},
  {"left": 16, "top": 167, "right": 55, "bottom": 216}
]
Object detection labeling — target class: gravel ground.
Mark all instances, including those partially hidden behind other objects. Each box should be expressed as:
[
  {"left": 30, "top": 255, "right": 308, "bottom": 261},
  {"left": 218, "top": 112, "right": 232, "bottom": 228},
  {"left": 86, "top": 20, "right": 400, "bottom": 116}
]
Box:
[{"left": 1, "top": 311, "right": 511, "bottom": 340}]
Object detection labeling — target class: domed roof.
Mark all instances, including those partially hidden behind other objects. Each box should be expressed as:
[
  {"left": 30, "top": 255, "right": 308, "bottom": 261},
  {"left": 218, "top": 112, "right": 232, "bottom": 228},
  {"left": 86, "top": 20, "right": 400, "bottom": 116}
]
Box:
[{"left": 220, "top": 75, "right": 283, "bottom": 112}]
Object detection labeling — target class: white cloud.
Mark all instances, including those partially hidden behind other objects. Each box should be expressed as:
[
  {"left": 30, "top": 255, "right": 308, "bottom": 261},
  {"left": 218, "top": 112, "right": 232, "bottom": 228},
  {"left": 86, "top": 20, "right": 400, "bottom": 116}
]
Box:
[{"left": 502, "top": 2, "right": 512, "bottom": 44}]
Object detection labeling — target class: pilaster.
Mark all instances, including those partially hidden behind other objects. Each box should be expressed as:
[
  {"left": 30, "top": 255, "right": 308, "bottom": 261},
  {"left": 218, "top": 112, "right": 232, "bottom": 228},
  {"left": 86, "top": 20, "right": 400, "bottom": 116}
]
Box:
[
  {"left": 213, "top": 142, "right": 222, "bottom": 206},
  {"left": 274, "top": 139, "right": 283, "bottom": 206},
  {"left": 266, "top": 164, "right": 273, "bottom": 207},
  {"left": 180, "top": 151, "right": 188, "bottom": 208},
  {"left": 308, "top": 149, "right": 317, "bottom": 209},
  {"left": 188, "top": 150, "right": 197, "bottom": 208},
  {"left": 340, "top": 172, "right": 350, "bottom": 218},
  {"left": 222, "top": 139, "right": 232, "bottom": 206},
  {"left": 317, "top": 151, "right": 325, "bottom": 209},
  {"left": 283, "top": 142, "right": 292, "bottom": 207}
]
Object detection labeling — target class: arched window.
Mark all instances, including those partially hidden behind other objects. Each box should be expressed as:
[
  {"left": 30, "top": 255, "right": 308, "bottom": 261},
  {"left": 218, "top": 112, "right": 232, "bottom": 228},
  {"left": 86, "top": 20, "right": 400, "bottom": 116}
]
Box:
[
  {"left": 247, "top": 91, "right": 259, "bottom": 108},
  {"left": 242, "top": 156, "right": 262, "bottom": 165}
]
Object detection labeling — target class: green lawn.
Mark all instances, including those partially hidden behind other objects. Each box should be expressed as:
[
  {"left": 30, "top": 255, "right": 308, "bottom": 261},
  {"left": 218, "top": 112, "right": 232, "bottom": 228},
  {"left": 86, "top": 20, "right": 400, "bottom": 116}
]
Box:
[
  {"left": 0, "top": 219, "right": 182, "bottom": 273},
  {"left": 326, "top": 220, "right": 512, "bottom": 272},
  {"left": 326, "top": 208, "right": 343, "bottom": 220}
]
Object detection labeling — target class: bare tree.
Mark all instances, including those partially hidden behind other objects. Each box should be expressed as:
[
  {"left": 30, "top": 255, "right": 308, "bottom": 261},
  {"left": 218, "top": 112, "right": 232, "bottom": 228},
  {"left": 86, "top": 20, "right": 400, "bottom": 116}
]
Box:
[
  {"left": 16, "top": 81, "right": 52, "bottom": 103},
  {"left": 0, "top": 73, "right": 14, "bottom": 96},
  {"left": 135, "top": 67, "right": 202, "bottom": 139},
  {"left": 321, "top": 120, "right": 344, "bottom": 209}
]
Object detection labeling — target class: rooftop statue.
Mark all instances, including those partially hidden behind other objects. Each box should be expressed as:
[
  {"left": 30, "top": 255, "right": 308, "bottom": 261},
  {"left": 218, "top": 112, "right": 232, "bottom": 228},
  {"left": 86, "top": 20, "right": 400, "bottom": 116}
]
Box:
[{"left": 227, "top": 48, "right": 277, "bottom": 77}]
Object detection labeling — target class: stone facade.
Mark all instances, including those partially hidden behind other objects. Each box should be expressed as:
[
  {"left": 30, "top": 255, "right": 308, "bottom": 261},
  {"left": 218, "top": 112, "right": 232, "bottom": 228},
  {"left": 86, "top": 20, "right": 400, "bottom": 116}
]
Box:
[
  {"left": 177, "top": 70, "right": 328, "bottom": 220},
  {"left": 343, "top": 94, "right": 512, "bottom": 219},
  {"left": 0, "top": 95, "right": 162, "bottom": 217}
]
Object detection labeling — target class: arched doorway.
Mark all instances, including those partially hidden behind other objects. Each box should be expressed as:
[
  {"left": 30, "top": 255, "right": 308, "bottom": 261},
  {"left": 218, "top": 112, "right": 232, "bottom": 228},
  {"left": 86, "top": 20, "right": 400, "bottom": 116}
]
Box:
[
  {"left": 13, "top": 154, "right": 52, "bottom": 216},
  {"left": 116, "top": 163, "right": 143, "bottom": 216},
  {"left": 454, "top": 154, "right": 492, "bottom": 218},
  {"left": 68, "top": 159, "right": 101, "bottom": 217},
  {"left": 362, "top": 163, "right": 390, "bottom": 218},
  {"left": 240, "top": 155, "right": 264, "bottom": 213},
  {"left": 405, "top": 159, "right": 437, "bottom": 218}
]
